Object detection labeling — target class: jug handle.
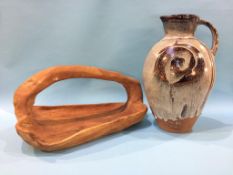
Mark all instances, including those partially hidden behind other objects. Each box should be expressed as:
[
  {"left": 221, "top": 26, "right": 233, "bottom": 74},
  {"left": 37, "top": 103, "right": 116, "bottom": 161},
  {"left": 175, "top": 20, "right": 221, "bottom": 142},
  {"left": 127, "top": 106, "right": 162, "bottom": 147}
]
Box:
[{"left": 197, "top": 19, "right": 219, "bottom": 56}]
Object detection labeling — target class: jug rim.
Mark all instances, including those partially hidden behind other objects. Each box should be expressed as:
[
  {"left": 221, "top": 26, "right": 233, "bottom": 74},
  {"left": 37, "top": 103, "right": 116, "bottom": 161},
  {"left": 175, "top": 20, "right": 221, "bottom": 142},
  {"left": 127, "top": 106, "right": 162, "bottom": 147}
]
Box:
[{"left": 160, "top": 14, "right": 200, "bottom": 22}]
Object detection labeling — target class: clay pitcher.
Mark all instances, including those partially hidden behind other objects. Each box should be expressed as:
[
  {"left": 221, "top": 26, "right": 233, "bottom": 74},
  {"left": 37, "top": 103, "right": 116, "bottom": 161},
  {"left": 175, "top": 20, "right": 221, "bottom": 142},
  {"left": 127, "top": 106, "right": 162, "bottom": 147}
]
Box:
[{"left": 143, "top": 14, "right": 219, "bottom": 133}]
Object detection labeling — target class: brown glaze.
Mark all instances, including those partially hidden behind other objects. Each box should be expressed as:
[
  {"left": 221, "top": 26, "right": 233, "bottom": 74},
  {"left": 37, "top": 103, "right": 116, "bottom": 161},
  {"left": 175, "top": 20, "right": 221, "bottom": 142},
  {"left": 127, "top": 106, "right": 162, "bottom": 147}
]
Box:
[
  {"left": 143, "top": 14, "right": 219, "bottom": 133},
  {"left": 161, "top": 14, "right": 200, "bottom": 36},
  {"left": 14, "top": 65, "right": 147, "bottom": 151},
  {"left": 154, "top": 44, "right": 205, "bottom": 85}
]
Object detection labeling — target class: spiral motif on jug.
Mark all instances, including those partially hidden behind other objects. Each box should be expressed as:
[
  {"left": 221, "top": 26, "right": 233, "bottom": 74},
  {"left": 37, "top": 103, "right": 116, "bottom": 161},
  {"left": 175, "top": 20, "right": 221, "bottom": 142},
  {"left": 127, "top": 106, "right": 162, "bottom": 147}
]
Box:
[{"left": 154, "top": 43, "right": 205, "bottom": 85}]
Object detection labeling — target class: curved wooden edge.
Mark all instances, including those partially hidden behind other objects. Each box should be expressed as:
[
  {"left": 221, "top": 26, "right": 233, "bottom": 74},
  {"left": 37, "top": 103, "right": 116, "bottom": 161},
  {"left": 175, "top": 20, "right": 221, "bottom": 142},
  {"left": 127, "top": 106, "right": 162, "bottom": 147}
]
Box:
[
  {"left": 16, "top": 106, "right": 147, "bottom": 152},
  {"left": 32, "top": 103, "right": 126, "bottom": 124},
  {"left": 14, "top": 65, "right": 147, "bottom": 151},
  {"left": 14, "top": 65, "right": 143, "bottom": 121}
]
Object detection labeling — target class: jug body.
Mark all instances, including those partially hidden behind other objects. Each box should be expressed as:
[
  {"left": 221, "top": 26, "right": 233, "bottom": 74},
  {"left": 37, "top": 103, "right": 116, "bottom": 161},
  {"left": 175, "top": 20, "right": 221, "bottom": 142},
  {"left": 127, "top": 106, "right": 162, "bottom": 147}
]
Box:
[{"left": 143, "top": 14, "right": 218, "bottom": 133}]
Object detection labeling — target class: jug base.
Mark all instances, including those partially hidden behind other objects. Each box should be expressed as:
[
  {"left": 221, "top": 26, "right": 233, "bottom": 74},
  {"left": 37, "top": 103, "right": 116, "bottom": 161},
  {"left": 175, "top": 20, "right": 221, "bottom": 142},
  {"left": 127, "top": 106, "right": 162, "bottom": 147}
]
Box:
[{"left": 156, "top": 116, "right": 198, "bottom": 133}]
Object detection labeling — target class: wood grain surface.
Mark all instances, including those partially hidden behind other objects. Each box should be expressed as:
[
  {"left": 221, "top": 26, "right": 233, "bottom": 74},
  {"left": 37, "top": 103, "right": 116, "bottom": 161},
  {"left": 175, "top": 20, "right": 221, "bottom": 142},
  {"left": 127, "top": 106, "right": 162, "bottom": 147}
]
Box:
[{"left": 14, "top": 65, "right": 147, "bottom": 151}]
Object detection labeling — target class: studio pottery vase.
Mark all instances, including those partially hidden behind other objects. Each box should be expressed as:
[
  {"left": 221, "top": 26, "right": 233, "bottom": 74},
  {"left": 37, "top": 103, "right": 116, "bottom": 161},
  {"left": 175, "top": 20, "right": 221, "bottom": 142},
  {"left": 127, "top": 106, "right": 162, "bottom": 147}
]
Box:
[{"left": 143, "top": 14, "right": 219, "bottom": 133}]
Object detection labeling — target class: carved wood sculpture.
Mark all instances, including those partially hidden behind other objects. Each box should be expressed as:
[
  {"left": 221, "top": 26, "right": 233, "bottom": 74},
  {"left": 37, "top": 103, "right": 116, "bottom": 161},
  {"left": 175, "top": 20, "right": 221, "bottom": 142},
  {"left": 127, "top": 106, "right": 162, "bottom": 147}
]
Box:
[{"left": 14, "top": 66, "right": 147, "bottom": 151}]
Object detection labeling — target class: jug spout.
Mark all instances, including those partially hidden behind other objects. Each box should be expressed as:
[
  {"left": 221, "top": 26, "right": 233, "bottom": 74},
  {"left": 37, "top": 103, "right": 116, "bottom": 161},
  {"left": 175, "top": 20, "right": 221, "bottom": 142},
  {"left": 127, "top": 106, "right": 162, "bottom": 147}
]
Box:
[{"left": 161, "top": 14, "right": 200, "bottom": 37}]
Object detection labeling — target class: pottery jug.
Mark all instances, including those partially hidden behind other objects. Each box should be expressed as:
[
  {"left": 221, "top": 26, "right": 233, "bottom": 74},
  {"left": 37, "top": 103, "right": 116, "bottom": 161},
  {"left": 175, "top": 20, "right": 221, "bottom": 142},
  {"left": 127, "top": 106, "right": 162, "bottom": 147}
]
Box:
[{"left": 143, "top": 14, "right": 219, "bottom": 133}]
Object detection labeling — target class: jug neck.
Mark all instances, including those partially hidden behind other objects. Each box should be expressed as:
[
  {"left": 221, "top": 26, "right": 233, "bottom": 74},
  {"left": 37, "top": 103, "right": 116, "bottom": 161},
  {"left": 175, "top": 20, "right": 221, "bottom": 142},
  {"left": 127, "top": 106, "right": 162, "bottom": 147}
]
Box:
[{"left": 161, "top": 14, "right": 200, "bottom": 37}]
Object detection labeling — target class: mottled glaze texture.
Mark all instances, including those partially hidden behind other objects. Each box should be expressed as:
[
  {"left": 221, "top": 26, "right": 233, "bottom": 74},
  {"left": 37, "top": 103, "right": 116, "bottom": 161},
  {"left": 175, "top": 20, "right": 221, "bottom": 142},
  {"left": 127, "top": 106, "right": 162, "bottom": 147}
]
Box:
[{"left": 143, "top": 14, "right": 218, "bottom": 132}]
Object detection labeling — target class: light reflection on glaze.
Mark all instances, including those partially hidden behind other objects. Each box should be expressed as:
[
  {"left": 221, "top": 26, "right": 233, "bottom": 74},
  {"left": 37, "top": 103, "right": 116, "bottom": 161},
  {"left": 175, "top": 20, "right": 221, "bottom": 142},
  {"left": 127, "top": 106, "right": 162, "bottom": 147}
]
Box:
[{"left": 154, "top": 43, "right": 205, "bottom": 86}]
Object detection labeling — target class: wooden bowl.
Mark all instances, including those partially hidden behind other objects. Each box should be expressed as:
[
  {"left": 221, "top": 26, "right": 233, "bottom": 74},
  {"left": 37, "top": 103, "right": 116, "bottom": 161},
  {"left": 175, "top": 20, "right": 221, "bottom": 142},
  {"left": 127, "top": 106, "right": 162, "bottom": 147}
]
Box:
[{"left": 14, "top": 66, "right": 147, "bottom": 151}]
